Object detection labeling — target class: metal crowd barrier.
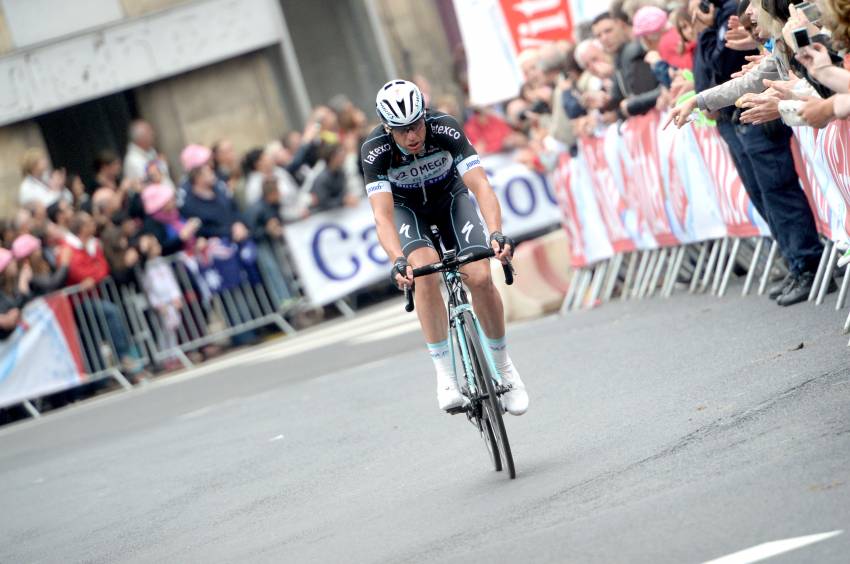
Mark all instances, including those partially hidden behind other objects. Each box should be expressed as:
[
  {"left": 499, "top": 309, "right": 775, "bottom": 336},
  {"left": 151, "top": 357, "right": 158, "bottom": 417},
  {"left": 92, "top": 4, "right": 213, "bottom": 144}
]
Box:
[
  {"left": 61, "top": 279, "right": 139, "bottom": 391},
  {"left": 129, "top": 248, "right": 297, "bottom": 368},
  {"left": 10, "top": 241, "right": 304, "bottom": 419}
]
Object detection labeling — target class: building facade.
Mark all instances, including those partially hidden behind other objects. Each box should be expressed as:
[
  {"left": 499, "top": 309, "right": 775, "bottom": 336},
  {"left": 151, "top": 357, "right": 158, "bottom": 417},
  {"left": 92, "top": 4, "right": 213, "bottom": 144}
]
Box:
[{"left": 0, "top": 0, "right": 461, "bottom": 215}]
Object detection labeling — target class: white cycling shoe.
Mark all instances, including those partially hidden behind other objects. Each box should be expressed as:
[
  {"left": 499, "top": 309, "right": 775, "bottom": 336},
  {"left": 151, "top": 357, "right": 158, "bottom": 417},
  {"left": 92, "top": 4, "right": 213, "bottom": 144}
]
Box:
[
  {"left": 498, "top": 360, "right": 529, "bottom": 416},
  {"left": 436, "top": 372, "right": 467, "bottom": 411}
]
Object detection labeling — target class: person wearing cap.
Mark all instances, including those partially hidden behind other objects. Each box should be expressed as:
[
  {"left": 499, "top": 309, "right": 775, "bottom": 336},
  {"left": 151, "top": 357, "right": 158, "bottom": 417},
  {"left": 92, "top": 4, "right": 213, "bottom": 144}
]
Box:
[
  {"left": 0, "top": 248, "right": 23, "bottom": 340},
  {"left": 13, "top": 233, "right": 71, "bottom": 300},
  {"left": 633, "top": 6, "right": 675, "bottom": 88},
  {"left": 179, "top": 144, "right": 250, "bottom": 243},
  {"left": 142, "top": 182, "right": 200, "bottom": 256}
]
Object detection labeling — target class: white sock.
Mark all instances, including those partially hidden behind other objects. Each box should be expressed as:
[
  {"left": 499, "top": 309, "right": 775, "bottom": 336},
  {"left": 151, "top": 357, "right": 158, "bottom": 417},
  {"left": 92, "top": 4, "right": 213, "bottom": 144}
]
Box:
[
  {"left": 427, "top": 340, "right": 453, "bottom": 379},
  {"left": 486, "top": 336, "right": 510, "bottom": 372}
]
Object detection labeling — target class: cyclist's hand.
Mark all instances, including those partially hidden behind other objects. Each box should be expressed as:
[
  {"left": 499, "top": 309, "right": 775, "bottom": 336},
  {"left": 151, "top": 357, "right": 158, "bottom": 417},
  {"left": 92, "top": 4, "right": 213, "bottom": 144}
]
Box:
[
  {"left": 391, "top": 256, "right": 413, "bottom": 289},
  {"left": 489, "top": 231, "right": 514, "bottom": 263}
]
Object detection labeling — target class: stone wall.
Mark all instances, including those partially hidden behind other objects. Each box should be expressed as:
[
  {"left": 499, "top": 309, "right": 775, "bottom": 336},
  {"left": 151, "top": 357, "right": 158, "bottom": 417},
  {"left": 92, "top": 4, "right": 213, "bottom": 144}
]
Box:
[
  {"left": 119, "top": 0, "right": 190, "bottom": 17},
  {"left": 135, "top": 50, "right": 288, "bottom": 177},
  {"left": 0, "top": 5, "right": 12, "bottom": 55},
  {"left": 0, "top": 122, "right": 47, "bottom": 218},
  {"left": 372, "top": 0, "right": 463, "bottom": 104}
]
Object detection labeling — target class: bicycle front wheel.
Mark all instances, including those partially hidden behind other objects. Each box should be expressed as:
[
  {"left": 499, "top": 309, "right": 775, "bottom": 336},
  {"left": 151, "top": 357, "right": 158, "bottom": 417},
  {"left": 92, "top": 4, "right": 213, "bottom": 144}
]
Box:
[{"left": 462, "top": 312, "right": 516, "bottom": 479}]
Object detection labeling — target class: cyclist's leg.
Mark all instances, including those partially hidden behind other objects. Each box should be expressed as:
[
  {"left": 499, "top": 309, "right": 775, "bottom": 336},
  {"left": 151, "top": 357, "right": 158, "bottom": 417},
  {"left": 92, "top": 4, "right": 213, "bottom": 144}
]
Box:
[
  {"left": 438, "top": 191, "right": 504, "bottom": 339},
  {"left": 394, "top": 203, "right": 447, "bottom": 343},
  {"left": 395, "top": 203, "right": 463, "bottom": 409},
  {"left": 440, "top": 190, "right": 528, "bottom": 414}
]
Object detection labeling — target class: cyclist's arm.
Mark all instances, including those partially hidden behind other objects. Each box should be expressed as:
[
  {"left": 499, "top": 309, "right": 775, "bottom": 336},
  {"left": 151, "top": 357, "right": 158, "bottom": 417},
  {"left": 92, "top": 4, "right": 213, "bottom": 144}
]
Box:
[
  {"left": 369, "top": 191, "right": 403, "bottom": 261},
  {"left": 463, "top": 168, "right": 502, "bottom": 235}
]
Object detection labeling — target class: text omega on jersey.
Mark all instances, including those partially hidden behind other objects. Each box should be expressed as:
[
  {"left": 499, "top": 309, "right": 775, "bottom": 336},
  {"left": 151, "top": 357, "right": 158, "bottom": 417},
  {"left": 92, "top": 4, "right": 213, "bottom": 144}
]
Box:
[
  {"left": 430, "top": 124, "right": 461, "bottom": 140},
  {"left": 364, "top": 143, "right": 391, "bottom": 164}
]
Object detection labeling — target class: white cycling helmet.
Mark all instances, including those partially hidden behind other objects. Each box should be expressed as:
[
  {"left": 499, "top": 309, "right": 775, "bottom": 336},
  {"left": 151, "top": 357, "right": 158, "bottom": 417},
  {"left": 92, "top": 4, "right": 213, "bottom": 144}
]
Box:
[{"left": 375, "top": 80, "right": 425, "bottom": 128}]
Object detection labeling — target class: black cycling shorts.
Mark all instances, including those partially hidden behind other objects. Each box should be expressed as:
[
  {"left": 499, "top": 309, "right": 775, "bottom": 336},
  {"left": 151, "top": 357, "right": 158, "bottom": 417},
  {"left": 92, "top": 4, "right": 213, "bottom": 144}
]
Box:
[{"left": 393, "top": 189, "right": 489, "bottom": 258}]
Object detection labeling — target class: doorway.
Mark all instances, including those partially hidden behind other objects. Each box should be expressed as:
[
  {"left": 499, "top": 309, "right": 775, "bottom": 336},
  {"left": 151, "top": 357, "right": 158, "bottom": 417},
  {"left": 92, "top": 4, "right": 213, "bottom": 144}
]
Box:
[{"left": 36, "top": 91, "right": 139, "bottom": 189}]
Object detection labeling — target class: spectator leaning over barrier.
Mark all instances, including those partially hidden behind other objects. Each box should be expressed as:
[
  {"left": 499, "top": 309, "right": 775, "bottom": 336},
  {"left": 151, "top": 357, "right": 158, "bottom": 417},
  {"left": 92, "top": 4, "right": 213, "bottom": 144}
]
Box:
[
  {"left": 59, "top": 212, "right": 110, "bottom": 288},
  {"left": 572, "top": 39, "right": 617, "bottom": 135},
  {"left": 124, "top": 119, "right": 173, "bottom": 186},
  {"left": 0, "top": 249, "right": 22, "bottom": 341},
  {"left": 18, "top": 148, "right": 72, "bottom": 209},
  {"left": 667, "top": 0, "right": 828, "bottom": 306},
  {"left": 633, "top": 6, "right": 675, "bottom": 89},
  {"left": 246, "top": 179, "right": 299, "bottom": 308},
  {"left": 591, "top": 11, "right": 662, "bottom": 119},
  {"left": 792, "top": 0, "right": 850, "bottom": 125},
  {"left": 57, "top": 212, "right": 145, "bottom": 378}
]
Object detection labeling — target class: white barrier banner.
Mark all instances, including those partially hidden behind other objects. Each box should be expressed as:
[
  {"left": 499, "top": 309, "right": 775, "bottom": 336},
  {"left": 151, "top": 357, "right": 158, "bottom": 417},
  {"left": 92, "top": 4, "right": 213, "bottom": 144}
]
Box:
[
  {"left": 0, "top": 297, "right": 83, "bottom": 409},
  {"left": 285, "top": 154, "right": 563, "bottom": 306},
  {"left": 452, "top": 0, "right": 523, "bottom": 107}
]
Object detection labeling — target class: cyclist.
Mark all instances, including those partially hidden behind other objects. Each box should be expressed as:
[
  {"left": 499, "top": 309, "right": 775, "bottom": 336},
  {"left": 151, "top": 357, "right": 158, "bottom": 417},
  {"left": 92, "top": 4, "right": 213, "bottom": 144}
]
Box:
[{"left": 361, "top": 79, "right": 529, "bottom": 416}]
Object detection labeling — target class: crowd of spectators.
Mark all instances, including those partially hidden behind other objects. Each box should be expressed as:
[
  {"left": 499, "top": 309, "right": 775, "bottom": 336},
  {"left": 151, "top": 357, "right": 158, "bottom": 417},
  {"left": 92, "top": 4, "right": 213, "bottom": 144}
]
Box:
[
  {"left": 444, "top": 0, "right": 850, "bottom": 307},
  {"left": 0, "top": 98, "right": 375, "bottom": 396}
]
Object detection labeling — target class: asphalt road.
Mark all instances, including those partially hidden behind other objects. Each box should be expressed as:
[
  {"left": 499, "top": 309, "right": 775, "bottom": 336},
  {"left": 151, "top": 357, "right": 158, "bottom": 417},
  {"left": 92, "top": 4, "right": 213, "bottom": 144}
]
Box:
[{"left": 1, "top": 286, "right": 849, "bottom": 563}]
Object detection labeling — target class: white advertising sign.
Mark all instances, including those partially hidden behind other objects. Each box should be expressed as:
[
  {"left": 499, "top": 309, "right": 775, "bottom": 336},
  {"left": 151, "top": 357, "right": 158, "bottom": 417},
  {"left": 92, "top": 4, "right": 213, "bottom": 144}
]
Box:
[{"left": 285, "top": 154, "right": 563, "bottom": 306}]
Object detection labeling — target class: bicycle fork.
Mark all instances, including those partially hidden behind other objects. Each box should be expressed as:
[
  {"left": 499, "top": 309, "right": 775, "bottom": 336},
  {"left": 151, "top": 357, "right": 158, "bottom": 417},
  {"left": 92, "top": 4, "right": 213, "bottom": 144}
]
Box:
[{"left": 450, "top": 304, "right": 504, "bottom": 399}]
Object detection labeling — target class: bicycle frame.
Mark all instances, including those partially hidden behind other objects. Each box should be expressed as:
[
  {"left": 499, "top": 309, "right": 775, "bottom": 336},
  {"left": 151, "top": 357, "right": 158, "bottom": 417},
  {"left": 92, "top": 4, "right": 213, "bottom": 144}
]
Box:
[{"left": 441, "top": 267, "right": 503, "bottom": 399}]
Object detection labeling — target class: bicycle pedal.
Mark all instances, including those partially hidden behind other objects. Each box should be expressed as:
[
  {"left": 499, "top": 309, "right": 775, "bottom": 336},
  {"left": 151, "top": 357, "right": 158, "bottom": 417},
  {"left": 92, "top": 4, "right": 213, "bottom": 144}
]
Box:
[{"left": 446, "top": 405, "right": 468, "bottom": 415}]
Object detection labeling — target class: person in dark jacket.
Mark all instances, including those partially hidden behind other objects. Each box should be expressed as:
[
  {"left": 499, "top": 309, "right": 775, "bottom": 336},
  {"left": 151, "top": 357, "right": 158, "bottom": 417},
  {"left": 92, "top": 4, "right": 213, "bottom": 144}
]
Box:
[
  {"left": 141, "top": 183, "right": 200, "bottom": 256},
  {"left": 180, "top": 157, "right": 250, "bottom": 243},
  {"left": 246, "top": 180, "right": 299, "bottom": 306},
  {"left": 310, "top": 144, "right": 350, "bottom": 213},
  {"left": 246, "top": 179, "right": 284, "bottom": 242},
  {"left": 685, "top": 0, "right": 825, "bottom": 306},
  {"left": 591, "top": 11, "right": 662, "bottom": 118}
]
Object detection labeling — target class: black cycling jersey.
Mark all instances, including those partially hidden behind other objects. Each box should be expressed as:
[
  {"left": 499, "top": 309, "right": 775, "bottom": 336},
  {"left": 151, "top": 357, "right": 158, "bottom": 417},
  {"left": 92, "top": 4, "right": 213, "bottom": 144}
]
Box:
[{"left": 360, "top": 110, "right": 483, "bottom": 209}]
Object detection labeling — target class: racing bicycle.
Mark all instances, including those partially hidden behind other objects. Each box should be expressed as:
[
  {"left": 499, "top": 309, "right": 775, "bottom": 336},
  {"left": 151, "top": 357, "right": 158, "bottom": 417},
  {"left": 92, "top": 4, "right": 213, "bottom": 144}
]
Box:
[{"left": 403, "top": 230, "right": 517, "bottom": 479}]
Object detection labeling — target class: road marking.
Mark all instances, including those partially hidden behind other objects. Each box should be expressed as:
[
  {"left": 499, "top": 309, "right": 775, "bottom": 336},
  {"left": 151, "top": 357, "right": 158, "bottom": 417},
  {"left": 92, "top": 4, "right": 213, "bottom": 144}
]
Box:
[
  {"left": 349, "top": 319, "right": 421, "bottom": 344},
  {"left": 703, "top": 530, "right": 843, "bottom": 564}
]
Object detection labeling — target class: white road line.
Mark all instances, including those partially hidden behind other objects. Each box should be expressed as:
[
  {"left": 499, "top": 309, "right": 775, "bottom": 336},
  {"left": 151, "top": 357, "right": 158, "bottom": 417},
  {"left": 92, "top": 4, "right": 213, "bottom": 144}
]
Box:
[
  {"left": 703, "top": 530, "right": 843, "bottom": 564},
  {"left": 348, "top": 320, "right": 421, "bottom": 344},
  {"left": 246, "top": 313, "right": 410, "bottom": 363}
]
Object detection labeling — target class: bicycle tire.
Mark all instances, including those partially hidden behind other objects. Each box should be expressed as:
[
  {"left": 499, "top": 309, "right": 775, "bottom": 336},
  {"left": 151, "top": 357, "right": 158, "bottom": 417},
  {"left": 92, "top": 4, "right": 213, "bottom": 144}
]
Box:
[
  {"left": 454, "top": 327, "right": 502, "bottom": 471},
  {"left": 462, "top": 312, "right": 516, "bottom": 479}
]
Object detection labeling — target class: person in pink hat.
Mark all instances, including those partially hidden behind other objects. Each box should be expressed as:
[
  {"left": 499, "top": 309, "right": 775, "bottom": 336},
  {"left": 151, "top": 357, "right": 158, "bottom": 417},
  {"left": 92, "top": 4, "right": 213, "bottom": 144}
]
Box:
[
  {"left": 141, "top": 183, "right": 201, "bottom": 256},
  {"left": 633, "top": 6, "right": 675, "bottom": 90},
  {"left": 0, "top": 248, "right": 22, "bottom": 340},
  {"left": 13, "top": 233, "right": 72, "bottom": 299},
  {"left": 180, "top": 144, "right": 212, "bottom": 174}
]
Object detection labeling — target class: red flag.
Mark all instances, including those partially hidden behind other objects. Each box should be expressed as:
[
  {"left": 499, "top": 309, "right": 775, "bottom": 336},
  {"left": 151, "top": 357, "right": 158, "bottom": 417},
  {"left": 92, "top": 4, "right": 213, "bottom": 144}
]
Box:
[{"left": 499, "top": 0, "right": 574, "bottom": 52}]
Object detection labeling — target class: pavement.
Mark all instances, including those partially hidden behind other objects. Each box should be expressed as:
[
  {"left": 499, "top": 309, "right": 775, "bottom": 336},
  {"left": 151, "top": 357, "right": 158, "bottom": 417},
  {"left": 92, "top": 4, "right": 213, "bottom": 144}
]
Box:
[{"left": 1, "top": 284, "right": 849, "bottom": 563}]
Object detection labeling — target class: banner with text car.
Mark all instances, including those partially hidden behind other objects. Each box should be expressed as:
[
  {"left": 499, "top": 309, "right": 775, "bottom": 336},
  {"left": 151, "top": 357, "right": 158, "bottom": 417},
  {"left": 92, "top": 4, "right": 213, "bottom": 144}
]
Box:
[{"left": 285, "top": 153, "right": 564, "bottom": 306}]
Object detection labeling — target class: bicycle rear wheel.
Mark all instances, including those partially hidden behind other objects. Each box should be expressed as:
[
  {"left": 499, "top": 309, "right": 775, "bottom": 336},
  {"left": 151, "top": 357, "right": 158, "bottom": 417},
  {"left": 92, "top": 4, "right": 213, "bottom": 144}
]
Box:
[{"left": 462, "top": 312, "right": 516, "bottom": 479}]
